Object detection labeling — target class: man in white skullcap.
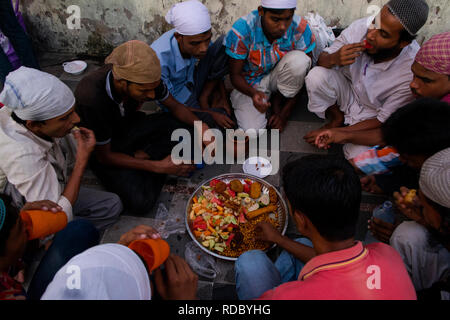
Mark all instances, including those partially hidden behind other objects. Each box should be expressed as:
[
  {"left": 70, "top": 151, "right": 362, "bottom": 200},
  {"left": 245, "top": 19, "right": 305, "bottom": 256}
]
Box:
[
  {"left": 42, "top": 225, "right": 198, "bottom": 300},
  {"left": 390, "top": 147, "right": 450, "bottom": 300},
  {"left": 224, "top": 0, "right": 316, "bottom": 132},
  {"left": 0, "top": 67, "right": 122, "bottom": 231},
  {"left": 151, "top": 0, "right": 234, "bottom": 129},
  {"left": 305, "top": 0, "right": 429, "bottom": 160}
]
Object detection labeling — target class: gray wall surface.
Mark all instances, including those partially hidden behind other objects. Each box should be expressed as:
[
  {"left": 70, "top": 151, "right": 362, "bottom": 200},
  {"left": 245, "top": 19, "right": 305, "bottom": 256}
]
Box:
[{"left": 20, "top": 0, "right": 450, "bottom": 56}]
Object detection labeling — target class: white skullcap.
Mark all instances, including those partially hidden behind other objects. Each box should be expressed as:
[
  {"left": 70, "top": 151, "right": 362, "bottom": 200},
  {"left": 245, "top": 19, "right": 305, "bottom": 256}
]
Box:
[
  {"left": 41, "top": 244, "right": 152, "bottom": 300},
  {"left": 261, "top": 0, "right": 297, "bottom": 9},
  {"left": 165, "top": 0, "right": 211, "bottom": 36},
  {"left": 0, "top": 67, "right": 75, "bottom": 121},
  {"left": 419, "top": 148, "right": 450, "bottom": 208}
]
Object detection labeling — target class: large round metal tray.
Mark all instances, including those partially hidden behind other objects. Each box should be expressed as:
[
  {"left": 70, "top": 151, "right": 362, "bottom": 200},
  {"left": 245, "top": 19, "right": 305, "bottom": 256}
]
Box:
[{"left": 185, "top": 173, "right": 289, "bottom": 261}]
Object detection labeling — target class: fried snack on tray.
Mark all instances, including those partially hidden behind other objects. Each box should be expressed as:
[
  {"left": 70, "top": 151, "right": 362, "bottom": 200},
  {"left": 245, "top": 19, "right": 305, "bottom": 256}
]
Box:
[
  {"left": 214, "top": 181, "right": 227, "bottom": 193},
  {"left": 230, "top": 179, "right": 244, "bottom": 193},
  {"left": 250, "top": 181, "right": 262, "bottom": 199},
  {"left": 245, "top": 204, "right": 277, "bottom": 220}
]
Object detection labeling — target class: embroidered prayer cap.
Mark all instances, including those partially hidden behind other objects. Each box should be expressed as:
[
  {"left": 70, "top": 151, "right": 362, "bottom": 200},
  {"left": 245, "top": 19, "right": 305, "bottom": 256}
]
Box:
[
  {"left": 419, "top": 148, "right": 450, "bottom": 208},
  {"left": 415, "top": 32, "right": 450, "bottom": 76},
  {"left": 165, "top": 0, "right": 211, "bottom": 36},
  {"left": 261, "top": 0, "right": 297, "bottom": 9},
  {"left": 105, "top": 40, "right": 161, "bottom": 84},
  {"left": 0, "top": 67, "right": 75, "bottom": 121},
  {"left": 386, "top": 0, "right": 429, "bottom": 36}
]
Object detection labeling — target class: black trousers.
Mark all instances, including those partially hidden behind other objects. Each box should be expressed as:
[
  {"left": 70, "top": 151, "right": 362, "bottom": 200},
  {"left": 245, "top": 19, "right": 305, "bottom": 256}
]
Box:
[{"left": 90, "top": 112, "right": 182, "bottom": 215}]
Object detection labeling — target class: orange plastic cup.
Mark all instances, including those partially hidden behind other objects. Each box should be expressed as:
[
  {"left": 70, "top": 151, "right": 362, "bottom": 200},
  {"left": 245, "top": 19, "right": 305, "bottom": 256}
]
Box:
[
  {"left": 128, "top": 238, "right": 170, "bottom": 272},
  {"left": 20, "top": 210, "right": 68, "bottom": 240}
]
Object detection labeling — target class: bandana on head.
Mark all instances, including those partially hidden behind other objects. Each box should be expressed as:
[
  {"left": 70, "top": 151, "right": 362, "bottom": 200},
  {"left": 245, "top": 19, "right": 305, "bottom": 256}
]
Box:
[
  {"left": 165, "top": 0, "right": 211, "bottom": 36},
  {"left": 105, "top": 40, "right": 161, "bottom": 84},
  {"left": 0, "top": 67, "right": 75, "bottom": 121},
  {"left": 261, "top": 0, "right": 297, "bottom": 9},
  {"left": 415, "top": 32, "right": 450, "bottom": 76}
]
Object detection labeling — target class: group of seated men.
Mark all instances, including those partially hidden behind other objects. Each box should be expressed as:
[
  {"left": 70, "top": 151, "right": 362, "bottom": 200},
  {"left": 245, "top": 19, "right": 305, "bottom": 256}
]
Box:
[{"left": 0, "top": 0, "right": 448, "bottom": 300}]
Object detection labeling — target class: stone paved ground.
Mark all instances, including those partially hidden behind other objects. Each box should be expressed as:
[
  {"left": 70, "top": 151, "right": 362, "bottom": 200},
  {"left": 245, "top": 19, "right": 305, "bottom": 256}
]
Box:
[{"left": 39, "top": 52, "right": 388, "bottom": 300}]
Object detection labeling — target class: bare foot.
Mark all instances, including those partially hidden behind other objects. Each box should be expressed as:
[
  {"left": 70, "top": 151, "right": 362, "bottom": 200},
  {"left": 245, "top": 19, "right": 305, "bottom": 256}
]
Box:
[
  {"left": 304, "top": 105, "right": 345, "bottom": 145},
  {"left": 360, "top": 175, "right": 385, "bottom": 194},
  {"left": 304, "top": 122, "right": 343, "bottom": 145}
]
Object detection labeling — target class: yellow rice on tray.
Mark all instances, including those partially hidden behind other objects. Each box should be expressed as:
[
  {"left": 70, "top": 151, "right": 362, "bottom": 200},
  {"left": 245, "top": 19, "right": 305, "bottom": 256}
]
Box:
[{"left": 222, "top": 212, "right": 280, "bottom": 258}]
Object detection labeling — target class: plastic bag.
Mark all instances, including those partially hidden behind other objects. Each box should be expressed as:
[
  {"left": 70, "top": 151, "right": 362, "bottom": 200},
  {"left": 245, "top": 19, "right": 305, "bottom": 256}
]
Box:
[
  {"left": 155, "top": 203, "right": 186, "bottom": 239},
  {"left": 184, "top": 241, "right": 218, "bottom": 280},
  {"left": 304, "top": 12, "right": 336, "bottom": 66}
]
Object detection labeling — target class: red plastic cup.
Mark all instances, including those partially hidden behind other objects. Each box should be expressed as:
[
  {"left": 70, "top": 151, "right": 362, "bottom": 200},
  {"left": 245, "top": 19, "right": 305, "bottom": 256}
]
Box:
[
  {"left": 20, "top": 210, "right": 68, "bottom": 240},
  {"left": 128, "top": 238, "right": 170, "bottom": 272}
]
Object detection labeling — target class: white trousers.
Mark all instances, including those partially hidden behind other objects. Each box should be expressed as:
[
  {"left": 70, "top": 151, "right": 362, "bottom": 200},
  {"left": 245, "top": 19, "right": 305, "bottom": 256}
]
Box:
[
  {"left": 231, "top": 50, "right": 312, "bottom": 131},
  {"left": 305, "top": 66, "right": 379, "bottom": 159},
  {"left": 390, "top": 221, "right": 450, "bottom": 299}
]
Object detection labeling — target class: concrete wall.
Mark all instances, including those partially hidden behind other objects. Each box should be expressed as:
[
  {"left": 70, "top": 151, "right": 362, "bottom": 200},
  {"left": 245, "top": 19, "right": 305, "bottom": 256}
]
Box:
[{"left": 20, "top": 0, "right": 450, "bottom": 56}]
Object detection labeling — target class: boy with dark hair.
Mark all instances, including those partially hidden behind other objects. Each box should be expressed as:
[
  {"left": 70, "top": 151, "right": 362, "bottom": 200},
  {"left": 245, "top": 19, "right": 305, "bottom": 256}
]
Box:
[
  {"left": 235, "top": 155, "right": 416, "bottom": 300},
  {"left": 382, "top": 99, "right": 450, "bottom": 170},
  {"left": 224, "top": 0, "right": 315, "bottom": 132}
]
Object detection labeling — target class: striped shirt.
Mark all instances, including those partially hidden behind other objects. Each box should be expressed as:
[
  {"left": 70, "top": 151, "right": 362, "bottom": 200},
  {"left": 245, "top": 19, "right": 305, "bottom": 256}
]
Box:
[{"left": 224, "top": 10, "right": 316, "bottom": 86}]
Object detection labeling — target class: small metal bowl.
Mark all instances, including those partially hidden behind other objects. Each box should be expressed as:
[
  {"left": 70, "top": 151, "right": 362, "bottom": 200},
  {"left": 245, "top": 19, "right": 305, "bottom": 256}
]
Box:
[{"left": 185, "top": 173, "right": 289, "bottom": 261}]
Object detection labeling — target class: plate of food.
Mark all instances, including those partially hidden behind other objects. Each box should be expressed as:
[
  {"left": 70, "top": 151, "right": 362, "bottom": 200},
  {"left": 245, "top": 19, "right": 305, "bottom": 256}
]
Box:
[
  {"left": 63, "top": 60, "right": 87, "bottom": 75},
  {"left": 185, "top": 173, "right": 289, "bottom": 261},
  {"left": 243, "top": 156, "right": 272, "bottom": 178}
]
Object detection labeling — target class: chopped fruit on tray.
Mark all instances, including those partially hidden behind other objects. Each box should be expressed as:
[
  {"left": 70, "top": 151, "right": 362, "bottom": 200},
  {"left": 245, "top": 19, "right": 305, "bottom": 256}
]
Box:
[{"left": 189, "top": 178, "right": 280, "bottom": 257}]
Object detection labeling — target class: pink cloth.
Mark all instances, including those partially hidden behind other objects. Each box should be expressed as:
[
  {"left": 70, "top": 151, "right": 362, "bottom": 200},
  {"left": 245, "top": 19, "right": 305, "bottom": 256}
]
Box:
[
  {"left": 258, "top": 242, "right": 417, "bottom": 300},
  {"left": 441, "top": 94, "right": 450, "bottom": 104},
  {"left": 415, "top": 32, "right": 450, "bottom": 75}
]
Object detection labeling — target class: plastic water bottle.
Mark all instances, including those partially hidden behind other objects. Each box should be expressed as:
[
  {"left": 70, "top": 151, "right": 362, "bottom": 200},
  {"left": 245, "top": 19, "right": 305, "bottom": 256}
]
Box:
[{"left": 365, "top": 201, "right": 395, "bottom": 244}]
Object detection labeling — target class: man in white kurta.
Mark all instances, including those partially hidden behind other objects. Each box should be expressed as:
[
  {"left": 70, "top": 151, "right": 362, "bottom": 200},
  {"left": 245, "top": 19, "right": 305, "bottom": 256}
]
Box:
[
  {"left": 0, "top": 67, "right": 122, "bottom": 231},
  {"left": 303, "top": 0, "right": 429, "bottom": 160}
]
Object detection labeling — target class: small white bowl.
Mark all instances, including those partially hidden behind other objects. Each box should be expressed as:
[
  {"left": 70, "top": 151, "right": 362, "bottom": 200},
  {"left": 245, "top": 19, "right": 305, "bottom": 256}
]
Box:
[
  {"left": 243, "top": 156, "right": 272, "bottom": 178},
  {"left": 63, "top": 60, "right": 87, "bottom": 75}
]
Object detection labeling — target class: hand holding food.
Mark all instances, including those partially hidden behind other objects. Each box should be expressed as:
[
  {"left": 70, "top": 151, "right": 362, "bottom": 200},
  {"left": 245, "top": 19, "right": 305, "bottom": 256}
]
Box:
[
  {"left": 393, "top": 187, "right": 424, "bottom": 224},
  {"left": 403, "top": 189, "right": 417, "bottom": 204},
  {"left": 255, "top": 221, "right": 283, "bottom": 244}
]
